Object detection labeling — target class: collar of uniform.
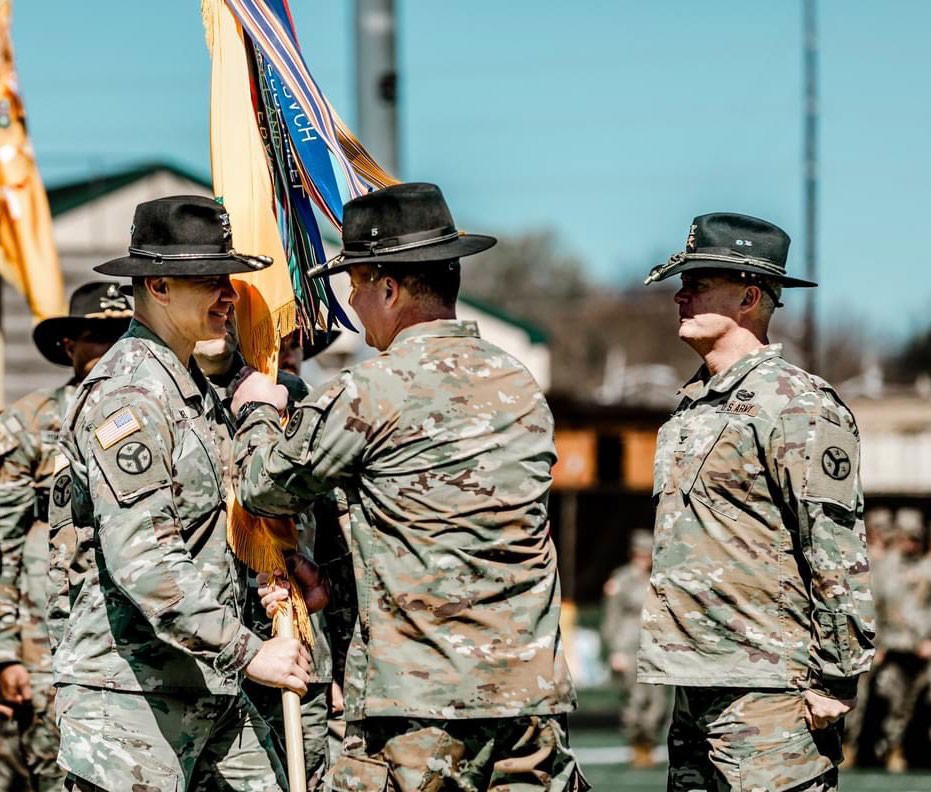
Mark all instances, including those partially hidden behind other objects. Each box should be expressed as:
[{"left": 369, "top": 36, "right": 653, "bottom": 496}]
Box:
[
  {"left": 389, "top": 319, "right": 480, "bottom": 350},
  {"left": 679, "top": 343, "right": 783, "bottom": 402},
  {"left": 126, "top": 319, "right": 206, "bottom": 403}
]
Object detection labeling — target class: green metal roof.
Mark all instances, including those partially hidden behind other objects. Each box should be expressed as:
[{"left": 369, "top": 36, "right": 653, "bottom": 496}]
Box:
[{"left": 47, "top": 161, "right": 212, "bottom": 218}]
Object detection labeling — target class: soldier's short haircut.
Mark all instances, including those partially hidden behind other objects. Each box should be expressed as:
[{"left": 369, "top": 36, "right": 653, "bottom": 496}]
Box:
[
  {"left": 757, "top": 277, "right": 783, "bottom": 316},
  {"left": 724, "top": 272, "right": 782, "bottom": 315},
  {"left": 377, "top": 259, "right": 461, "bottom": 309},
  {"left": 130, "top": 277, "right": 149, "bottom": 304}
]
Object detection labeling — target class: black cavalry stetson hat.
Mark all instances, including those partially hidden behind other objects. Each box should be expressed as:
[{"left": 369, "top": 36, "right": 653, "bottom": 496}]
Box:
[
  {"left": 95, "top": 195, "right": 273, "bottom": 277},
  {"left": 644, "top": 212, "right": 817, "bottom": 288},
  {"left": 307, "top": 182, "right": 497, "bottom": 277},
  {"left": 33, "top": 282, "right": 133, "bottom": 366}
]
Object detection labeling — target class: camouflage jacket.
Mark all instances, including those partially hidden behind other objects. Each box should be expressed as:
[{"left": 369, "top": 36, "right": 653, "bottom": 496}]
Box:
[
  {"left": 600, "top": 563, "right": 650, "bottom": 659},
  {"left": 0, "top": 382, "right": 75, "bottom": 674},
  {"left": 638, "top": 345, "right": 875, "bottom": 700},
  {"left": 234, "top": 319, "right": 576, "bottom": 720},
  {"left": 52, "top": 320, "right": 262, "bottom": 695}
]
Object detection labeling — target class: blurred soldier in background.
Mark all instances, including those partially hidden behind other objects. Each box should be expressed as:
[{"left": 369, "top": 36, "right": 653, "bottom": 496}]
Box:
[
  {"left": 277, "top": 329, "right": 339, "bottom": 379},
  {"left": 0, "top": 282, "right": 131, "bottom": 791},
  {"left": 842, "top": 507, "right": 895, "bottom": 766},
  {"left": 600, "top": 529, "right": 669, "bottom": 768},
  {"left": 873, "top": 508, "right": 931, "bottom": 773},
  {"left": 640, "top": 213, "right": 874, "bottom": 792},
  {"left": 864, "top": 508, "right": 894, "bottom": 565}
]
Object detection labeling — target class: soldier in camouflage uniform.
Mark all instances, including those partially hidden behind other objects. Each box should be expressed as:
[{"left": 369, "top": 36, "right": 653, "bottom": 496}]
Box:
[
  {"left": 0, "top": 283, "right": 131, "bottom": 792},
  {"left": 872, "top": 508, "right": 931, "bottom": 772},
  {"left": 640, "top": 213, "right": 875, "bottom": 791},
  {"left": 51, "top": 196, "right": 312, "bottom": 791},
  {"left": 234, "top": 183, "right": 586, "bottom": 791},
  {"left": 194, "top": 313, "right": 339, "bottom": 788},
  {"left": 600, "top": 529, "right": 669, "bottom": 768}
]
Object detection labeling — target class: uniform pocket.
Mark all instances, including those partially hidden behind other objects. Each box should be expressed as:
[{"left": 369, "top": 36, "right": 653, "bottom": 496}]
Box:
[
  {"left": 171, "top": 417, "right": 223, "bottom": 527},
  {"left": 325, "top": 755, "right": 390, "bottom": 791},
  {"left": 57, "top": 687, "right": 181, "bottom": 792},
  {"left": 737, "top": 729, "right": 836, "bottom": 792},
  {"left": 687, "top": 423, "right": 763, "bottom": 521}
]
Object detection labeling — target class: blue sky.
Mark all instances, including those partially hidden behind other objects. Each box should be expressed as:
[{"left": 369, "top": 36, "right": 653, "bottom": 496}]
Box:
[{"left": 13, "top": 1, "right": 931, "bottom": 342}]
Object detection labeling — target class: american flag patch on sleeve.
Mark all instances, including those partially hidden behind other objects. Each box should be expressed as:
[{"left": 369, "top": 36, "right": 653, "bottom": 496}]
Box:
[{"left": 95, "top": 407, "right": 141, "bottom": 449}]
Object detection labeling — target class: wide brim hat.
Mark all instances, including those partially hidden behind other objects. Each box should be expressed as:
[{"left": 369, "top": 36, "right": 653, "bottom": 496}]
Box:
[
  {"left": 307, "top": 182, "right": 496, "bottom": 278},
  {"left": 33, "top": 282, "right": 133, "bottom": 366},
  {"left": 645, "top": 212, "right": 817, "bottom": 289},
  {"left": 95, "top": 195, "right": 273, "bottom": 277}
]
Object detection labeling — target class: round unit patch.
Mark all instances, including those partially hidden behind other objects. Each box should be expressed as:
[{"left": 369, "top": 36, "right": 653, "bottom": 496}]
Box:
[
  {"left": 284, "top": 409, "right": 304, "bottom": 440},
  {"left": 52, "top": 474, "right": 72, "bottom": 508},
  {"left": 117, "top": 441, "right": 153, "bottom": 475},
  {"left": 821, "top": 447, "right": 851, "bottom": 481}
]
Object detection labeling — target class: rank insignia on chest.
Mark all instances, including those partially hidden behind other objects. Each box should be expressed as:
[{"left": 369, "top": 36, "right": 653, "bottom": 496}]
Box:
[
  {"left": 40, "top": 429, "right": 60, "bottom": 446},
  {"left": 717, "top": 400, "right": 760, "bottom": 417},
  {"left": 95, "top": 407, "right": 141, "bottom": 449}
]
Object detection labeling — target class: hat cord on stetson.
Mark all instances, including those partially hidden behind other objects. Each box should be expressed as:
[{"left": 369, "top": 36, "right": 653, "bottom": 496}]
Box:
[
  {"left": 343, "top": 227, "right": 460, "bottom": 257},
  {"left": 683, "top": 251, "right": 787, "bottom": 276},
  {"left": 129, "top": 247, "right": 238, "bottom": 261},
  {"left": 644, "top": 250, "right": 788, "bottom": 285}
]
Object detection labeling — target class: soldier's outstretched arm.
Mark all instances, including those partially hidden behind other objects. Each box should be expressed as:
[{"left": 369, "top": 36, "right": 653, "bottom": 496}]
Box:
[
  {"left": 0, "top": 407, "right": 40, "bottom": 666},
  {"left": 83, "top": 390, "right": 263, "bottom": 678},
  {"left": 770, "top": 392, "right": 875, "bottom": 701},
  {"left": 234, "top": 375, "right": 368, "bottom": 517}
]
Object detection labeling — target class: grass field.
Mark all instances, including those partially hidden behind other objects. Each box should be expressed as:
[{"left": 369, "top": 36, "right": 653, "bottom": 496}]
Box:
[{"left": 570, "top": 729, "right": 931, "bottom": 791}]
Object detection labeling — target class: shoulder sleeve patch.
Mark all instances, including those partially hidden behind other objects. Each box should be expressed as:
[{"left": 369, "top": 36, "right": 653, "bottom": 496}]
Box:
[
  {"left": 94, "top": 407, "right": 141, "bottom": 450},
  {"left": 91, "top": 436, "right": 170, "bottom": 505},
  {"left": 802, "top": 417, "right": 860, "bottom": 510}
]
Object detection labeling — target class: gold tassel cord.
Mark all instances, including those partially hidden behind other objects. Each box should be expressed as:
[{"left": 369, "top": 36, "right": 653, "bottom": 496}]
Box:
[
  {"left": 226, "top": 489, "right": 314, "bottom": 646},
  {"left": 334, "top": 115, "right": 400, "bottom": 190}
]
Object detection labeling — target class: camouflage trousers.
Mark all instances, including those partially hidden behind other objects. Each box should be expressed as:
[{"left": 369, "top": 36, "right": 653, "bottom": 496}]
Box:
[
  {"left": 326, "top": 715, "right": 588, "bottom": 791},
  {"left": 56, "top": 685, "right": 287, "bottom": 792},
  {"left": 247, "top": 680, "right": 330, "bottom": 789},
  {"left": 0, "top": 679, "right": 63, "bottom": 792},
  {"left": 667, "top": 688, "right": 842, "bottom": 792},
  {"left": 874, "top": 651, "right": 931, "bottom": 752},
  {"left": 0, "top": 718, "right": 27, "bottom": 792},
  {"left": 618, "top": 671, "right": 670, "bottom": 745}
]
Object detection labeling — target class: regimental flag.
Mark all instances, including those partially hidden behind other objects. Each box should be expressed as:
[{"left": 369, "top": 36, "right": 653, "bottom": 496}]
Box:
[
  {"left": 202, "top": 0, "right": 397, "bottom": 650},
  {"left": 0, "top": 0, "right": 64, "bottom": 321},
  {"left": 203, "top": 0, "right": 294, "bottom": 378}
]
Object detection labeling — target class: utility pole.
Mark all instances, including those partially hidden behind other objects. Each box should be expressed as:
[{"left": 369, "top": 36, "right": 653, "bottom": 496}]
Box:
[
  {"left": 355, "top": 0, "right": 399, "bottom": 176},
  {"left": 802, "top": 0, "right": 818, "bottom": 372}
]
